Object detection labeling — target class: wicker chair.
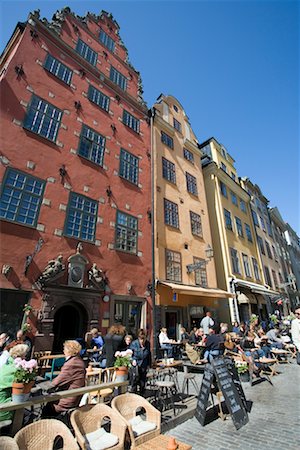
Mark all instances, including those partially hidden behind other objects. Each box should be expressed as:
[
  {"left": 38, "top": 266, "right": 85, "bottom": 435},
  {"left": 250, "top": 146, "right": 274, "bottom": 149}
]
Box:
[
  {"left": 14, "top": 419, "right": 79, "bottom": 449},
  {"left": 111, "top": 392, "right": 161, "bottom": 449},
  {"left": 71, "top": 403, "right": 127, "bottom": 450},
  {"left": 0, "top": 436, "right": 19, "bottom": 450}
]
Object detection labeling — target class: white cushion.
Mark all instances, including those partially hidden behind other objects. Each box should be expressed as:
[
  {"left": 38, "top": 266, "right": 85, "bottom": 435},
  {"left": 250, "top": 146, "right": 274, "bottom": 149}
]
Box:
[
  {"left": 85, "top": 427, "right": 119, "bottom": 450},
  {"left": 128, "top": 416, "right": 156, "bottom": 437}
]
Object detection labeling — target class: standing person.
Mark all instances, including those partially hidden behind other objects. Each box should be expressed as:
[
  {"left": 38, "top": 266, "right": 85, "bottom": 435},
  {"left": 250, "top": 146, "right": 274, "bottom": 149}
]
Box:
[
  {"left": 123, "top": 334, "right": 133, "bottom": 350},
  {"left": 90, "top": 328, "right": 104, "bottom": 362},
  {"left": 130, "top": 329, "right": 151, "bottom": 394},
  {"left": 0, "top": 333, "right": 10, "bottom": 354},
  {"left": 200, "top": 311, "right": 214, "bottom": 336},
  {"left": 104, "top": 324, "right": 126, "bottom": 368},
  {"left": 42, "top": 340, "right": 85, "bottom": 418},
  {"left": 291, "top": 308, "right": 300, "bottom": 364}
]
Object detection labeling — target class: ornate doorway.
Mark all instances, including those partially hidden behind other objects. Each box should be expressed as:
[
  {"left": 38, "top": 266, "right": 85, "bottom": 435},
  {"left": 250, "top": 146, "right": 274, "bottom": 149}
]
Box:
[{"left": 52, "top": 302, "right": 88, "bottom": 352}]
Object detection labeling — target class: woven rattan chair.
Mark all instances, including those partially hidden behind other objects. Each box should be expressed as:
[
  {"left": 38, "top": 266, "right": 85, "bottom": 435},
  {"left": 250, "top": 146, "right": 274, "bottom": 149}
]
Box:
[
  {"left": 71, "top": 403, "right": 127, "bottom": 450},
  {"left": 14, "top": 419, "right": 79, "bottom": 449},
  {"left": 111, "top": 392, "right": 161, "bottom": 448},
  {"left": 0, "top": 436, "right": 19, "bottom": 450}
]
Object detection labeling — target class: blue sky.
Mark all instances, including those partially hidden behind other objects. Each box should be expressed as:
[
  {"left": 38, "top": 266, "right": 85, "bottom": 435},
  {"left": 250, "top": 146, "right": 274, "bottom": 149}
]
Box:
[{"left": 1, "top": 0, "right": 299, "bottom": 234}]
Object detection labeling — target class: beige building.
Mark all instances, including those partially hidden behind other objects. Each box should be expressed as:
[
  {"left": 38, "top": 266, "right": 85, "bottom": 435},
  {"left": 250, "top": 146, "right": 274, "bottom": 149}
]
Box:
[
  {"left": 151, "top": 96, "right": 231, "bottom": 338},
  {"left": 200, "top": 138, "right": 277, "bottom": 324}
]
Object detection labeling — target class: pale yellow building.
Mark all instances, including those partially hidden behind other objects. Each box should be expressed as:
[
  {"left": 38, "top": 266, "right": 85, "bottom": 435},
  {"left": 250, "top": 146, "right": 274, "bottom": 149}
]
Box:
[
  {"left": 152, "top": 96, "right": 231, "bottom": 338},
  {"left": 200, "top": 138, "right": 277, "bottom": 323}
]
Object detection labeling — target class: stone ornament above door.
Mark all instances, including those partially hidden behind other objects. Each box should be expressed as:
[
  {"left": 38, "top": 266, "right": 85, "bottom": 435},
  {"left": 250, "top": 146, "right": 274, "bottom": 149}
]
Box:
[{"left": 68, "top": 243, "right": 89, "bottom": 288}]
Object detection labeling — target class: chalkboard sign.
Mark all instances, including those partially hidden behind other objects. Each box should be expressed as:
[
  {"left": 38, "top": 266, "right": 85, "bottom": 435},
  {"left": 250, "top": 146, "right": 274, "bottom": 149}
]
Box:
[
  {"left": 224, "top": 357, "right": 248, "bottom": 411},
  {"left": 195, "top": 363, "right": 214, "bottom": 426},
  {"left": 212, "top": 358, "right": 249, "bottom": 430}
]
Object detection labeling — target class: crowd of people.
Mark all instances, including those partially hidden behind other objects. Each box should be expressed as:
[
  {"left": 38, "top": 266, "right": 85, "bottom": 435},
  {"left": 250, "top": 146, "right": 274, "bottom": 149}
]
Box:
[{"left": 0, "top": 308, "right": 299, "bottom": 428}]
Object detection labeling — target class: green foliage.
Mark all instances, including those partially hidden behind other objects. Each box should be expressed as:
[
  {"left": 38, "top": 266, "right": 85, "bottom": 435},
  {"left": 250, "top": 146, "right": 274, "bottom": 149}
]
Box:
[{"left": 114, "top": 355, "right": 131, "bottom": 368}]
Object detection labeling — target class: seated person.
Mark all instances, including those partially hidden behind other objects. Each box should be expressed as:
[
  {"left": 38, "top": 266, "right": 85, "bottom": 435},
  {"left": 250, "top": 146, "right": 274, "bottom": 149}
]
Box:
[
  {"left": 180, "top": 327, "right": 190, "bottom": 343},
  {"left": 90, "top": 328, "right": 104, "bottom": 362},
  {"left": 42, "top": 340, "right": 85, "bottom": 418},
  {"left": 159, "top": 327, "right": 175, "bottom": 357},
  {"left": 232, "top": 321, "right": 240, "bottom": 334},
  {"left": 203, "top": 326, "right": 224, "bottom": 362},
  {"left": 0, "top": 343, "right": 29, "bottom": 425},
  {"left": 240, "top": 332, "right": 265, "bottom": 359},
  {"left": 266, "top": 326, "right": 284, "bottom": 349},
  {"left": 224, "top": 333, "right": 238, "bottom": 353}
]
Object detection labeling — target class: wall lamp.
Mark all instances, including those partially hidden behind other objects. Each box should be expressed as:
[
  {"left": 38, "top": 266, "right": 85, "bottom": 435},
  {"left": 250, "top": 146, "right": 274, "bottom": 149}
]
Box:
[
  {"left": 205, "top": 244, "right": 214, "bottom": 260},
  {"left": 115, "top": 94, "right": 121, "bottom": 103},
  {"left": 15, "top": 64, "right": 24, "bottom": 78},
  {"left": 147, "top": 208, "right": 152, "bottom": 223},
  {"left": 79, "top": 68, "right": 86, "bottom": 78},
  {"left": 111, "top": 124, "right": 116, "bottom": 135},
  {"left": 59, "top": 165, "right": 67, "bottom": 183},
  {"left": 103, "top": 51, "right": 108, "bottom": 60}
]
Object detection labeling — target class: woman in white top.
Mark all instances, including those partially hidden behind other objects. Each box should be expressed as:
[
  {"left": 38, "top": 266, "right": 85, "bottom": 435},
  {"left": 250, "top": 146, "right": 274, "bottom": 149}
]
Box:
[{"left": 158, "top": 328, "right": 174, "bottom": 357}]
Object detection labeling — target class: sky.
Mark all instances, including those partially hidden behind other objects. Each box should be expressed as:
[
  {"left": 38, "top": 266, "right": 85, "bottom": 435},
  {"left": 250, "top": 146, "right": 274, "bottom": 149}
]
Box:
[{"left": 1, "top": 0, "right": 299, "bottom": 234}]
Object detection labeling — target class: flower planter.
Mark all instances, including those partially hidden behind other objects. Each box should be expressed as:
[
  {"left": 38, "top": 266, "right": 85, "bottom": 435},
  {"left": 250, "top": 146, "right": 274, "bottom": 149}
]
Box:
[
  {"left": 115, "top": 366, "right": 128, "bottom": 382},
  {"left": 239, "top": 371, "right": 250, "bottom": 382},
  {"left": 12, "top": 381, "right": 34, "bottom": 403}
]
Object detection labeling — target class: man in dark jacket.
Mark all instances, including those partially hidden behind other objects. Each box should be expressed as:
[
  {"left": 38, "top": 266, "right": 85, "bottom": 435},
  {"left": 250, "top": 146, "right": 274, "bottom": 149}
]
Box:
[
  {"left": 203, "top": 326, "right": 224, "bottom": 362},
  {"left": 130, "top": 329, "right": 151, "bottom": 394}
]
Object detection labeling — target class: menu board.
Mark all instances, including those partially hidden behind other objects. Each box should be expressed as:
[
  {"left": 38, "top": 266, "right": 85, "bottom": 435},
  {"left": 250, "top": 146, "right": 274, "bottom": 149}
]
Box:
[
  {"left": 195, "top": 363, "right": 215, "bottom": 426},
  {"left": 224, "top": 357, "right": 248, "bottom": 411},
  {"left": 212, "top": 358, "right": 249, "bottom": 430}
]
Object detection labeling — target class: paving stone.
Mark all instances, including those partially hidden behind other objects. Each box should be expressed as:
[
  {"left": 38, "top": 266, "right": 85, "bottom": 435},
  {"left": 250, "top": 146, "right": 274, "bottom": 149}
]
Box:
[{"left": 165, "top": 361, "right": 300, "bottom": 449}]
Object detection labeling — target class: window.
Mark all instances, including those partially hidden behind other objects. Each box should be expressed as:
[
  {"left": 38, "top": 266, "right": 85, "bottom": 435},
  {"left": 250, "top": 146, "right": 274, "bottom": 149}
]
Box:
[
  {"left": 186, "top": 172, "right": 198, "bottom": 195},
  {"left": 166, "top": 249, "right": 181, "bottom": 282},
  {"left": 221, "top": 162, "right": 227, "bottom": 172},
  {"left": 245, "top": 223, "right": 253, "bottom": 242},
  {"left": 173, "top": 118, "right": 181, "bottom": 132},
  {"left": 235, "top": 217, "right": 244, "bottom": 237},
  {"left": 257, "top": 236, "right": 265, "bottom": 255},
  {"left": 173, "top": 105, "right": 178, "bottom": 112},
  {"left": 272, "top": 270, "right": 278, "bottom": 288},
  {"left": 265, "top": 241, "right": 273, "bottom": 259},
  {"left": 252, "top": 258, "right": 260, "bottom": 280},
  {"left": 122, "top": 110, "right": 140, "bottom": 133},
  {"left": 0, "top": 168, "right": 45, "bottom": 227},
  {"left": 220, "top": 181, "right": 227, "bottom": 197},
  {"left": 240, "top": 199, "right": 246, "bottom": 213},
  {"left": 110, "top": 66, "right": 127, "bottom": 91},
  {"left": 231, "top": 192, "right": 238, "bottom": 206},
  {"left": 115, "top": 210, "right": 138, "bottom": 254},
  {"left": 44, "top": 54, "right": 72, "bottom": 85},
  {"left": 221, "top": 147, "right": 228, "bottom": 159},
  {"left": 88, "top": 85, "right": 110, "bottom": 112},
  {"left": 190, "top": 211, "right": 202, "bottom": 237},
  {"left": 260, "top": 216, "right": 266, "bottom": 231},
  {"left": 75, "top": 39, "right": 98, "bottom": 66},
  {"left": 23, "top": 95, "right": 62, "bottom": 142},
  {"left": 164, "top": 199, "right": 179, "bottom": 228},
  {"left": 161, "top": 131, "right": 174, "bottom": 149},
  {"left": 242, "top": 254, "right": 252, "bottom": 278},
  {"left": 272, "top": 245, "right": 278, "bottom": 261},
  {"left": 278, "top": 272, "right": 283, "bottom": 284},
  {"left": 99, "top": 29, "right": 115, "bottom": 52},
  {"left": 230, "top": 248, "right": 241, "bottom": 274},
  {"left": 264, "top": 266, "right": 272, "bottom": 287},
  {"left": 224, "top": 209, "right": 233, "bottom": 231},
  {"left": 78, "top": 124, "right": 106, "bottom": 166},
  {"left": 266, "top": 220, "right": 273, "bottom": 237},
  {"left": 194, "top": 257, "right": 208, "bottom": 287},
  {"left": 162, "top": 157, "right": 176, "bottom": 184},
  {"left": 252, "top": 210, "right": 259, "bottom": 227},
  {"left": 183, "top": 148, "right": 194, "bottom": 163},
  {"left": 64, "top": 192, "right": 98, "bottom": 242},
  {"left": 119, "top": 149, "right": 138, "bottom": 184},
  {"left": 231, "top": 172, "right": 236, "bottom": 181}
]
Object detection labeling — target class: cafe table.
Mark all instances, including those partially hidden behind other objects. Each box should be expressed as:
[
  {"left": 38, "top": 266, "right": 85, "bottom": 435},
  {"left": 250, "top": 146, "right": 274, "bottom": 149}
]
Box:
[{"left": 135, "top": 434, "right": 192, "bottom": 449}]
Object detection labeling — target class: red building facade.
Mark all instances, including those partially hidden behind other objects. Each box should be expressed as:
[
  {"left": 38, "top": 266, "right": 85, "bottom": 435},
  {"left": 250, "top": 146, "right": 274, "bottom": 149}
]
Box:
[{"left": 0, "top": 8, "right": 152, "bottom": 351}]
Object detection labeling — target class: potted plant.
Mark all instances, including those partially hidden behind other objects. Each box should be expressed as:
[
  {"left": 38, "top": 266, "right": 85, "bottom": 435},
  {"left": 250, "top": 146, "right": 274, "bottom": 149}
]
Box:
[
  {"left": 235, "top": 361, "right": 250, "bottom": 382},
  {"left": 114, "top": 351, "right": 132, "bottom": 381},
  {"left": 12, "top": 358, "right": 38, "bottom": 402}
]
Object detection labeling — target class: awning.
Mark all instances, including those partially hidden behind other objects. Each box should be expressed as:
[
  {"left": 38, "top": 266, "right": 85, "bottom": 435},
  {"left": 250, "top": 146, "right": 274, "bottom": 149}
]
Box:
[
  {"left": 237, "top": 292, "right": 257, "bottom": 304},
  {"left": 158, "top": 281, "right": 232, "bottom": 298},
  {"left": 234, "top": 278, "right": 279, "bottom": 296}
]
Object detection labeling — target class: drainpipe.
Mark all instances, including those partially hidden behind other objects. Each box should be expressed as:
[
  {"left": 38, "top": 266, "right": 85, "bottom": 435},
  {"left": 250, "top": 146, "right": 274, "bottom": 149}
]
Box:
[{"left": 149, "top": 107, "right": 157, "bottom": 359}]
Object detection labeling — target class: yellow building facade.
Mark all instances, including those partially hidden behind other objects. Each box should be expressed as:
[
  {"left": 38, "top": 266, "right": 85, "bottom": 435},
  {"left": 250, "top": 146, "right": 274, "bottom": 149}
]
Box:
[
  {"left": 201, "top": 138, "right": 277, "bottom": 324},
  {"left": 152, "top": 97, "right": 231, "bottom": 338}
]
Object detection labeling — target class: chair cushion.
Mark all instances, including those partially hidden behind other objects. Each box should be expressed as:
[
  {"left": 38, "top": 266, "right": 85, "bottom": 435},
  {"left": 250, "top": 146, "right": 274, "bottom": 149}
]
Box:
[
  {"left": 128, "top": 415, "right": 157, "bottom": 437},
  {"left": 85, "top": 427, "right": 119, "bottom": 450}
]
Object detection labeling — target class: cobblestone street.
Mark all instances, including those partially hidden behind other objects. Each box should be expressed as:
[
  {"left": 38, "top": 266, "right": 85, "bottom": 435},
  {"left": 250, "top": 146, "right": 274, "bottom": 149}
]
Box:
[{"left": 166, "top": 361, "right": 300, "bottom": 449}]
